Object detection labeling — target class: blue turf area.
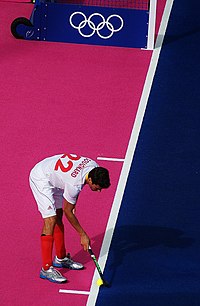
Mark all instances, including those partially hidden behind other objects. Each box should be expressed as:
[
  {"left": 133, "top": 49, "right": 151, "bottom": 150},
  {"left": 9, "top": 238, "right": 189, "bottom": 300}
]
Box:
[{"left": 96, "top": 0, "right": 200, "bottom": 305}]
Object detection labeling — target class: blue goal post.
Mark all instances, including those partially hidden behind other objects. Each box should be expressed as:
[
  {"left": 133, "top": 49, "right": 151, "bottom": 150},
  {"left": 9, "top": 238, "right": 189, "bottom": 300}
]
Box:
[{"left": 11, "top": 0, "right": 158, "bottom": 49}]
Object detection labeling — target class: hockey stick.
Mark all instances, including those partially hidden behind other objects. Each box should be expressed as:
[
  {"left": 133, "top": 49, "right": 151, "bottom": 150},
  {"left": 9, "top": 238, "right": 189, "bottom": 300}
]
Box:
[{"left": 88, "top": 246, "right": 110, "bottom": 287}]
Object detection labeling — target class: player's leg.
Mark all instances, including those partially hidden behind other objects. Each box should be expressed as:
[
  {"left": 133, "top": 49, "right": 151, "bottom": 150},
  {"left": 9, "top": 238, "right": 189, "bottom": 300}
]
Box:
[
  {"left": 30, "top": 177, "right": 57, "bottom": 269},
  {"left": 53, "top": 208, "right": 66, "bottom": 259},
  {"left": 40, "top": 216, "right": 67, "bottom": 283},
  {"left": 53, "top": 214, "right": 84, "bottom": 270},
  {"left": 29, "top": 175, "right": 67, "bottom": 283},
  {"left": 52, "top": 192, "right": 84, "bottom": 270},
  {"left": 41, "top": 215, "right": 57, "bottom": 270}
]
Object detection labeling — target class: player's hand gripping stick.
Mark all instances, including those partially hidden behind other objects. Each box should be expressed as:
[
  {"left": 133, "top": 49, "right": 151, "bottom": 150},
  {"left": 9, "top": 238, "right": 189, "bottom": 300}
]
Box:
[{"left": 88, "top": 246, "right": 110, "bottom": 287}]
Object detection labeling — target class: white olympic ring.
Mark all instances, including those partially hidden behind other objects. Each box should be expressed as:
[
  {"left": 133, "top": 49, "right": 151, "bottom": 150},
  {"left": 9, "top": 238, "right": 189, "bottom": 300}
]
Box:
[{"left": 69, "top": 12, "right": 124, "bottom": 39}]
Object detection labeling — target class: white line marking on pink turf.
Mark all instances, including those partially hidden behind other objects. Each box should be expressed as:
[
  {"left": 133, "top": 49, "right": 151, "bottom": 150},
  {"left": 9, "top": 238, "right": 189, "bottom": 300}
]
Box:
[
  {"left": 87, "top": 1, "right": 175, "bottom": 305},
  {"left": 59, "top": 289, "right": 90, "bottom": 295},
  {"left": 97, "top": 157, "right": 125, "bottom": 162}
]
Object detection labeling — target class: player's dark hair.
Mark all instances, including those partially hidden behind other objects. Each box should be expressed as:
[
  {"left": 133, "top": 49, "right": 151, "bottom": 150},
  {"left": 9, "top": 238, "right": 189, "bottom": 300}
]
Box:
[{"left": 88, "top": 167, "right": 110, "bottom": 189}]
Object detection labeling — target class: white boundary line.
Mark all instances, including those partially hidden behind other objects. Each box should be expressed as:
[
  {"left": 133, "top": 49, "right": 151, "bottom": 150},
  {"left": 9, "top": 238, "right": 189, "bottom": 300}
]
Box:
[
  {"left": 86, "top": 0, "right": 174, "bottom": 305},
  {"left": 59, "top": 289, "right": 90, "bottom": 295},
  {"left": 97, "top": 157, "right": 125, "bottom": 162}
]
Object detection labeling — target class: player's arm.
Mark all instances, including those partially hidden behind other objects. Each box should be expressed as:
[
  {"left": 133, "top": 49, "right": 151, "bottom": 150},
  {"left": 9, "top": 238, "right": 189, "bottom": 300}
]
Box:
[{"left": 63, "top": 198, "right": 90, "bottom": 251}]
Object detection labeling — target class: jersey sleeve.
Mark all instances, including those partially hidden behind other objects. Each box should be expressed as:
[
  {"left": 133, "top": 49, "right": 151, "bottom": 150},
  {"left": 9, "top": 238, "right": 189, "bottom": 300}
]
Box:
[{"left": 63, "top": 183, "right": 80, "bottom": 205}]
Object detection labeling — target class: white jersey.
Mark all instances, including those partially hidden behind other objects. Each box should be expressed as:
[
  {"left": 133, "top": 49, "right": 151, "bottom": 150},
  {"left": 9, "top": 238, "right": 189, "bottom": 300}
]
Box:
[{"left": 30, "top": 154, "right": 98, "bottom": 204}]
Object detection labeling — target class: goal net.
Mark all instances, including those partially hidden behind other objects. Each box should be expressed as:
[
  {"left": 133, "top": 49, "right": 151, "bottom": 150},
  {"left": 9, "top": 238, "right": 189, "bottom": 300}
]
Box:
[{"left": 57, "top": 0, "right": 149, "bottom": 10}]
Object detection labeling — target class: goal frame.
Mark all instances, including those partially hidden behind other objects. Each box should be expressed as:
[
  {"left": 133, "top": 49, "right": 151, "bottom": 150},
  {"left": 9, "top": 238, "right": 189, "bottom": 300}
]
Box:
[{"left": 146, "top": 0, "right": 158, "bottom": 49}]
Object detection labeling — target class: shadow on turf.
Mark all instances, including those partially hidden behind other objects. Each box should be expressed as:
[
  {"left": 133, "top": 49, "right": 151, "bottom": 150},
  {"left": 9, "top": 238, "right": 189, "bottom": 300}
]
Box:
[
  {"left": 110, "top": 224, "right": 193, "bottom": 251},
  {"left": 104, "top": 224, "right": 194, "bottom": 287},
  {"left": 72, "top": 224, "right": 193, "bottom": 267}
]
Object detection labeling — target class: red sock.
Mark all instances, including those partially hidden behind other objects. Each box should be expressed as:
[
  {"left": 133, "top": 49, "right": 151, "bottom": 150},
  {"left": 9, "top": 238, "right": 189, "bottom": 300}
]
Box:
[
  {"left": 53, "top": 223, "right": 66, "bottom": 259},
  {"left": 41, "top": 235, "right": 54, "bottom": 270}
]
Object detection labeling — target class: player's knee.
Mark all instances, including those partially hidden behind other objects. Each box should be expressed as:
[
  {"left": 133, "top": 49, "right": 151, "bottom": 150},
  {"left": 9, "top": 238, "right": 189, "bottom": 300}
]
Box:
[{"left": 44, "top": 216, "right": 57, "bottom": 228}]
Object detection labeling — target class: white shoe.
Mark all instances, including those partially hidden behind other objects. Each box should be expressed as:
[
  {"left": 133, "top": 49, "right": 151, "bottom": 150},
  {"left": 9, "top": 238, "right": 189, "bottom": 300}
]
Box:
[
  {"left": 53, "top": 254, "right": 84, "bottom": 270},
  {"left": 40, "top": 266, "right": 67, "bottom": 283}
]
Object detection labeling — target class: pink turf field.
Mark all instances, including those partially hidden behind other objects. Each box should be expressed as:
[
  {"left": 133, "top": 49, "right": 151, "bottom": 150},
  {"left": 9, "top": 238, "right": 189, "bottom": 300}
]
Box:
[{"left": 0, "top": 1, "right": 165, "bottom": 305}]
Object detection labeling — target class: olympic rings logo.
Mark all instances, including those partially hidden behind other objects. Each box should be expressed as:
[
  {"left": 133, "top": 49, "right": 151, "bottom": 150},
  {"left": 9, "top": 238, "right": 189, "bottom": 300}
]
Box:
[{"left": 69, "top": 12, "right": 124, "bottom": 39}]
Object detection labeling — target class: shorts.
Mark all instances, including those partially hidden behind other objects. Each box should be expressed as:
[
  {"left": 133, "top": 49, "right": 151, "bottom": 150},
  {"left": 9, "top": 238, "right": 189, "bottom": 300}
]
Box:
[{"left": 29, "top": 167, "right": 63, "bottom": 218}]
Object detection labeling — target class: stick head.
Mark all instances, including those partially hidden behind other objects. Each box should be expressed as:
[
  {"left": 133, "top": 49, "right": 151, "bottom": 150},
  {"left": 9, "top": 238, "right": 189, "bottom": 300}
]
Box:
[
  {"left": 102, "top": 280, "right": 110, "bottom": 288},
  {"left": 96, "top": 278, "right": 110, "bottom": 288}
]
